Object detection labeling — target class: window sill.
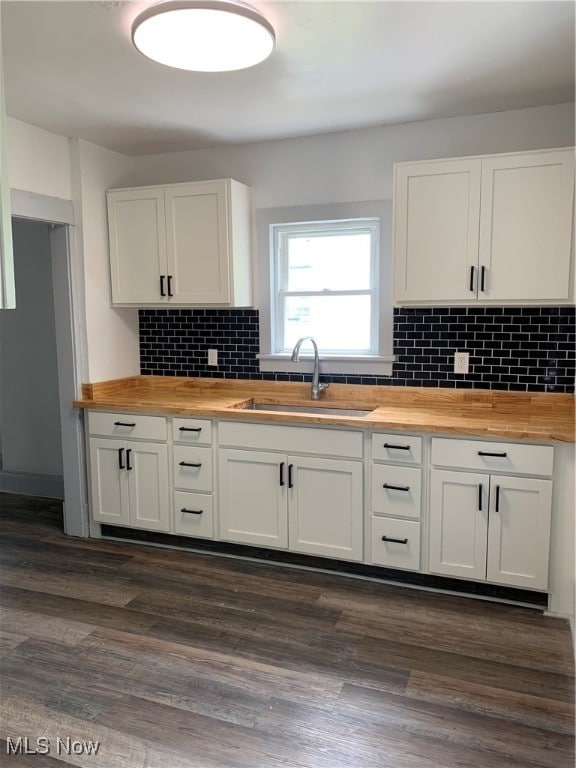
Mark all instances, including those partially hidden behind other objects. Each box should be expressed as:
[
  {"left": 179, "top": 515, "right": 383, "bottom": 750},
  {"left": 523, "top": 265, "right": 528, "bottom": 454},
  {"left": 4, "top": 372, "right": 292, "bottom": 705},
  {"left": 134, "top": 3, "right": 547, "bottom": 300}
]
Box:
[{"left": 257, "top": 354, "right": 394, "bottom": 377}]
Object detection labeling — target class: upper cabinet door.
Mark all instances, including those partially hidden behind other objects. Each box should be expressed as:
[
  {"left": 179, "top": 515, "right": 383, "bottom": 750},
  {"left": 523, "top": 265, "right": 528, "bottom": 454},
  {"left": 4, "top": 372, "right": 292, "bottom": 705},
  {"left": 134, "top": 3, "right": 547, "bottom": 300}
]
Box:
[
  {"left": 394, "top": 159, "right": 481, "bottom": 302},
  {"left": 479, "top": 151, "right": 574, "bottom": 302},
  {"left": 165, "top": 181, "right": 231, "bottom": 304},
  {"left": 108, "top": 188, "right": 167, "bottom": 305}
]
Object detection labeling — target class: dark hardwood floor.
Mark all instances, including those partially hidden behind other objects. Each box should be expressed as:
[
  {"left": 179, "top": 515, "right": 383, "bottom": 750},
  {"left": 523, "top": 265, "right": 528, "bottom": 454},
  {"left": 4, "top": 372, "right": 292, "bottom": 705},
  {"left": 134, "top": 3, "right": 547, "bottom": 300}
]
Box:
[{"left": 0, "top": 491, "right": 574, "bottom": 768}]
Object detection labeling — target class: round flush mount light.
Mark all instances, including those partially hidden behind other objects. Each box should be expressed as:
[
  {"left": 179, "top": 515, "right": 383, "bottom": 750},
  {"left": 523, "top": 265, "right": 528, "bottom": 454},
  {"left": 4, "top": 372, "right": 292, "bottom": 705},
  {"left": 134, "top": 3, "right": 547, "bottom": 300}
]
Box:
[{"left": 132, "top": 0, "right": 276, "bottom": 72}]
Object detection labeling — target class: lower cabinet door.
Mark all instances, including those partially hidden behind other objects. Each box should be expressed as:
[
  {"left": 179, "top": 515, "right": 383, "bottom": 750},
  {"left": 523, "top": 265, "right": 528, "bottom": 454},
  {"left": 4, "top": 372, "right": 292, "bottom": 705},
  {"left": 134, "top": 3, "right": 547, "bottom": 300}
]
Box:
[
  {"left": 288, "top": 456, "right": 363, "bottom": 561},
  {"left": 486, "top": 475, "right": 552, "bottom": 590},
  {"left": 429, "top": 469, "right": 488, "bottom": 580},
  {"left": 173, "top": 491, "right": 214, "bottom": 539},
  {"left": 371, "top": 517, "right": 421, "bottom": 571},
  {"left": 89, "top": 438, "right": 130, "bottom": 526},
  {"left": 127, "top": 441, "right": 170, "bottom": 532},
  {"left": 218, "top": 449, "right": 288, "bottom": 548}
]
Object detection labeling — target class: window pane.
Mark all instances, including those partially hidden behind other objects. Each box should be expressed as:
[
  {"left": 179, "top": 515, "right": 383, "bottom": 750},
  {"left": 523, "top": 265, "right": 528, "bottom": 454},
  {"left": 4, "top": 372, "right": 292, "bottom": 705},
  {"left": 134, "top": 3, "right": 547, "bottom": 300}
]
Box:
[
  {"left": 285, "top": 232, "right": 371, "bottom": 291},
  {"left": 283, "top": 295, "right": 372, "bottom": 353}
]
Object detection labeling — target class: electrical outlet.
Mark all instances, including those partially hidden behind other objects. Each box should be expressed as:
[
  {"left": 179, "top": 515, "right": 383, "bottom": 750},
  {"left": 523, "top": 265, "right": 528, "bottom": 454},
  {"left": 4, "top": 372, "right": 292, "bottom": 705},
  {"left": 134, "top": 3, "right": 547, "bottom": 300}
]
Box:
[
  {"left": 207, "top": 349, "right": 218, "bottom": 366},
  {"left": 454, "top": 351, "right": 469, "bottom": 374}
]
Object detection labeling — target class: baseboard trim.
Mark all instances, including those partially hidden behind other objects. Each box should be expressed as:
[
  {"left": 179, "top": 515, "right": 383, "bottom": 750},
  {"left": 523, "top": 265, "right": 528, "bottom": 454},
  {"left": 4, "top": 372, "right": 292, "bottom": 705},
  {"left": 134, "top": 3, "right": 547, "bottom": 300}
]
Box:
[{"left": 0, "top": 470, "right": 64, "bottom": 499}]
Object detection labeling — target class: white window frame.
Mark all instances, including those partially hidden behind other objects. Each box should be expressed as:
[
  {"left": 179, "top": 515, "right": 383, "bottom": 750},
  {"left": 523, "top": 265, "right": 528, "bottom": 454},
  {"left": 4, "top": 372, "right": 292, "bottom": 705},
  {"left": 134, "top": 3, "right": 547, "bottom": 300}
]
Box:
[{"left": 256, "top": 201, "right": 394, "bottom": 376}]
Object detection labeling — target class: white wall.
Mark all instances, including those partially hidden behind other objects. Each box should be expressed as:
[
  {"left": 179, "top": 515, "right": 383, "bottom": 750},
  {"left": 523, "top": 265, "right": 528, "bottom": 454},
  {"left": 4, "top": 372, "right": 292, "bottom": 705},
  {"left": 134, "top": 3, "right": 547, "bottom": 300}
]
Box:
[
  {"left": 70, "top": 138, "right": 139, "bottom": 382},
  {"left": 0, "top": 219, "right": 62, "bottom": 483},
  {"left": 6, "top": 116, "right": 72, "bottom": 201},
  {"left": 128, "top": 103, "right": 575, "bottom": 208}
]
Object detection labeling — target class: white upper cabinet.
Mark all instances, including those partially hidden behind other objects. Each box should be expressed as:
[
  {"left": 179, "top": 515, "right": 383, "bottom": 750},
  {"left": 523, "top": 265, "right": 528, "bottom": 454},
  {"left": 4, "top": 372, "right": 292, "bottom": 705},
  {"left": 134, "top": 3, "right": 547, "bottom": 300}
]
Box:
[
  {"left": 478, "top": 152, "right": 574, "bottom": 302},
  {"left": 393, "top": 148, "right": 574, "bottom": 305},
  {"left": 394, "top": 159, "right": 481, "bottom": 302},
  {"left": 107, "top": 179, "right": 252, "bottom": 307},
  {"left": 0, "top": 10, "right": 15, "bottom": 310}
]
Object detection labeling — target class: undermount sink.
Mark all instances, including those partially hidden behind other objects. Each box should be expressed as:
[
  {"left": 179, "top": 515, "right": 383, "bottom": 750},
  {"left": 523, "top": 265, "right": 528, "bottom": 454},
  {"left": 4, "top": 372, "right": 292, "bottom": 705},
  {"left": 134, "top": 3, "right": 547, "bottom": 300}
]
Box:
[{"left": 239, "top": 402, "right": 373, "bottom": 417}]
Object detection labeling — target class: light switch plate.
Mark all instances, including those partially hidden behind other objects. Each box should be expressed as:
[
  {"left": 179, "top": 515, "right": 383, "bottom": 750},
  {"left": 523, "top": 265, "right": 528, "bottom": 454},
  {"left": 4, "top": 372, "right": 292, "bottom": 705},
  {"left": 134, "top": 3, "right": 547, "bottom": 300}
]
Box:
[{"left": 208, "top": 349, "right": 218, "bottom": 366}]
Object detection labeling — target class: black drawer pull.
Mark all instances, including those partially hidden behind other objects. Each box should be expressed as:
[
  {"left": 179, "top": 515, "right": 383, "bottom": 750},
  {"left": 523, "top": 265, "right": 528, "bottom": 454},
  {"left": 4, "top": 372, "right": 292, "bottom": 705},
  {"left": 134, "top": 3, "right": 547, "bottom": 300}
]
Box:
[
  {"left": 160, "top": 275, "right": 166, "bottom": 297},
  {"left": 179, "top": 427, "right": 202, "bottom": 432},
  {"left": 478, "top": 483, "right": 483, "bottom": 512},
  {"left": 469, "top": 265, "right": 476, "bottom": 292},
  {"left": 381, "top": 536, "right": 408, "bottom": 545},
  {"left": 114, "top": 421, "right": 136, "bottom": 427},
  {"left": 495, "top": 485, "right": 501, "bottom": 513},
  {"left": 126, "top": 449, "right": 132, "bottom": 471},
  {"left": 383, "top": 443, "right": 411, "bottom": 451},
  {"left": 179, "top": 461, "right": 202, "bottom": 468},
  {"left": 118, "top": 448, "right": 124, "bottom": 470},
  {"left": 478, "top": 451, "right": 507, "bottom": 458},
  {"left": 383, "top": 483, "right": 410, "bottom": 492},
  {"left": 279, "top": 462, "right": 285, "bottom": 487},
  {"left": 181, "top": 508, "right": 203, "bottom": 515}
]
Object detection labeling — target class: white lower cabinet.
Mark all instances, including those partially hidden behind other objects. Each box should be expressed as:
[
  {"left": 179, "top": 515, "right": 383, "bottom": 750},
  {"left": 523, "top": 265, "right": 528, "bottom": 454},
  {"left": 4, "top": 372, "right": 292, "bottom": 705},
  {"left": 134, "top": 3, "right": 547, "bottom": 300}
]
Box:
[
  {"left": 173, "top": 491, "right": 214, "bottom": 539},
  {"left": 218, "top": 449, "right": 288, "bottom": 549},
  {"left": 89, "top": 437, "right": 170, "bottom": 532},
  {"left": 429, "top": 468, "right": 552, "bottom": 590},
  {"left": 289, "top": 456, "right": 363, "bottom": 561},
  {"left": 218, "top": 447, "right": 363, "bottom": 561},
  {"left": 86, "top": 410, "right": 558, "bottom": 597}
]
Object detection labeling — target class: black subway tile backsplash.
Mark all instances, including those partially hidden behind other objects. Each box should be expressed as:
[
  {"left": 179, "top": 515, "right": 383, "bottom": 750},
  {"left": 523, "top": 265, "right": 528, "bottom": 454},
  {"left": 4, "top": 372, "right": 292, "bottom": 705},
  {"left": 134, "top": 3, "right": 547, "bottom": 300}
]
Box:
[{"left": 139, "top": 306, "right": 575, "bottom": 393}]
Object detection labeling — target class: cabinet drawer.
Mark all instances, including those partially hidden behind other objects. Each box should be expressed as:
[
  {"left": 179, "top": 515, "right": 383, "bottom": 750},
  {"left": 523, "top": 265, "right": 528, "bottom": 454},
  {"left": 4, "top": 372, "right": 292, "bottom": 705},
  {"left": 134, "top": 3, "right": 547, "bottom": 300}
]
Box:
[
  {"left": 173, "top": 491, "right": 214, "bottom": 539},
  {"left": 371, "top": 465, "right": 422, "bottom": 519},
  {"left": 431, "top": 437, "right": 553, "bottom": 477},
  {"left": 371, "top": 518, "right": 421, "bottom": 571},
  {"left": 219, "top": 421, "right": 363, "bottom": 458},
  {"left": 173, "top": 446, "right": 213, "bottom": 491},
  {"left": 88, "top": 411, "right": 167, "bottom": 441},
  {"left": 173, "top": 418, "right": 213, "bottom": 445},
  {"left": 372, "top": 433, "right": 422, "bottom": 464}
]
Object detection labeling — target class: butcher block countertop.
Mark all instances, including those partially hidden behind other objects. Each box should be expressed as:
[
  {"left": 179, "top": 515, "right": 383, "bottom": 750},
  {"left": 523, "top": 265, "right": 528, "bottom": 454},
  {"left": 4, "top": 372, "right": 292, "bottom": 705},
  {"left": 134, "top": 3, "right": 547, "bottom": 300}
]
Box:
[{"left": 74, "top": 376, "right": 575, "bottom": 443}]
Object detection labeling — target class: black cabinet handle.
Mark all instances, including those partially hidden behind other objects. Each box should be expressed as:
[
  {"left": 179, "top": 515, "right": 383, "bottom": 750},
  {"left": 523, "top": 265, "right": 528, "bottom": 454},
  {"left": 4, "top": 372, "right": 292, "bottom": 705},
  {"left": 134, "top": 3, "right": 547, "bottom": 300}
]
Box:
[
  {"left": 279, "top": 462, "right": 285, "bottom": 487},
  {"left": 469, "top": 265, "right": 476, "bottom": 292},
  {"left": 288, "top": 464, "right": 294, "bottom": 488},
  {"left": 114, "top": 421, "right": 136, "bottom": 427},
  {"left": 126, "top": 449, "right": 132, "bottom": 471},
  {"left": 381, "top": 536, "right": 408, "bottom": 544},
  {"left": 160, "top": 275, "right": 166, "bottom": 297},
  {"left": 495, "top": 485, "right": 501, "bottom": 513},
  {"left": 179, "top": 427, "right": 202, "bottom": 432},
  {"left": 480, "top": 265, "right": 486, "bottom": 292},
  {"left": 179, "top": 461, "right": 202, "bottom": 468},
  {"left": 181, "top": 508, "right": 203, "bottom": 515},
  {"left": 478, "top": 483, "right": 483, "bottom": 512},
  {"left": 118, "top": 448, "right": 124, "bottom": 470},
  {"left": 478, "top": 451, "right": 507, "bottom": 458},
  {"left": 383, "top": 483, "right": 410, "bottom": 492},
  {"left": 167, "top": 275, "right": 173, "bottom": 297},
  {"left": 383, "top": 443, "right": 411, "bottom": 451}
]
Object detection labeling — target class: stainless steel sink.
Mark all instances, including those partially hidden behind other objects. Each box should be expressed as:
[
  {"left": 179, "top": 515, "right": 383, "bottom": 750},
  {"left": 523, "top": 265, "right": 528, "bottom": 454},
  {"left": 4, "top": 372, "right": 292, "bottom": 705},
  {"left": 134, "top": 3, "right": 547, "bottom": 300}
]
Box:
[{"left": 239, "top": 403, "right": 373, "bottom": 417}]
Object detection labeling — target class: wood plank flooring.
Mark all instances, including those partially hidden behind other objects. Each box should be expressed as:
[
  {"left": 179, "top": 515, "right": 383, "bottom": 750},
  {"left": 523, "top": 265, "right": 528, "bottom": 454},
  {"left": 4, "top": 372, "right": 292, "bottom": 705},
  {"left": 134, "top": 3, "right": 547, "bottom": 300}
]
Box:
[{"left": 0, "top": 492, "right": 574, "bottom": 768}]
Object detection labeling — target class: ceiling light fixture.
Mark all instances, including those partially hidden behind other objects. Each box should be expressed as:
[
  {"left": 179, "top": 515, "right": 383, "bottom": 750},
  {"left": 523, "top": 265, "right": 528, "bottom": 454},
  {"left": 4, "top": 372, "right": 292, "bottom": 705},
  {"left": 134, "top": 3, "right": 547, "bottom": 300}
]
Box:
[{"left": 131, "top": 0, "right": 276, "bottom": 72}]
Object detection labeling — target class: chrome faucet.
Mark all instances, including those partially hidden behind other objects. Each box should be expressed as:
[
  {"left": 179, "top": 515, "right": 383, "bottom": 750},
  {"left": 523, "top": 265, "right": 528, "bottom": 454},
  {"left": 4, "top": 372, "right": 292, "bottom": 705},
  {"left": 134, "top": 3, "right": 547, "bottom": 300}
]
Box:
[{"left": 291, "top": 337, "right": 329, "bottom": 400}]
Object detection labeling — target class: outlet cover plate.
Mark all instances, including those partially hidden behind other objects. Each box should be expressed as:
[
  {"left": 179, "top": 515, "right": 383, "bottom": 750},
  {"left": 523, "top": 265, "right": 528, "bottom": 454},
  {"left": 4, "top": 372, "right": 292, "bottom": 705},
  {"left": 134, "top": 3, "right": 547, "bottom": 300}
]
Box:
[{"left": 454, "top": 351, "right": 469, "bottom": 374}]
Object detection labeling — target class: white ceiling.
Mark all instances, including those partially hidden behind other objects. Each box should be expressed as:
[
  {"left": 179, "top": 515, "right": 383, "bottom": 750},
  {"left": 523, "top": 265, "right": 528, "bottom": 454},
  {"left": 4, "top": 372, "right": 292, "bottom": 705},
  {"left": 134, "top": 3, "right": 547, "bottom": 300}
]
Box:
[{"left": 2, "top": 0, "right": 574, "bottom": 156}]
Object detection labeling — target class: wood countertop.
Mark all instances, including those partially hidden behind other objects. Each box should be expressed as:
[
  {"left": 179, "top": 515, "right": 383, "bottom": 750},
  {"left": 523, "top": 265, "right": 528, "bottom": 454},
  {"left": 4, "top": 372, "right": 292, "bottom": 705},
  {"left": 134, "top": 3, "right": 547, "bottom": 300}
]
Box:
[{"left": 74, "top": 376, "right": 575, "bottom": 443}]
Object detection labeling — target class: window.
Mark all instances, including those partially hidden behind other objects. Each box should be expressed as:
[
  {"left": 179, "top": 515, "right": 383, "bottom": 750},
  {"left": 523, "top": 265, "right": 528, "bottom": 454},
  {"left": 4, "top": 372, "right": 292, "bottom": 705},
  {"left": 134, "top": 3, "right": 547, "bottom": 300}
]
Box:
[
  {"left": 273, "top": 219, "right": 378, "bottom": 355},
  {"left": 257, "top": 201, "right": 394, "bottom": 376}
]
